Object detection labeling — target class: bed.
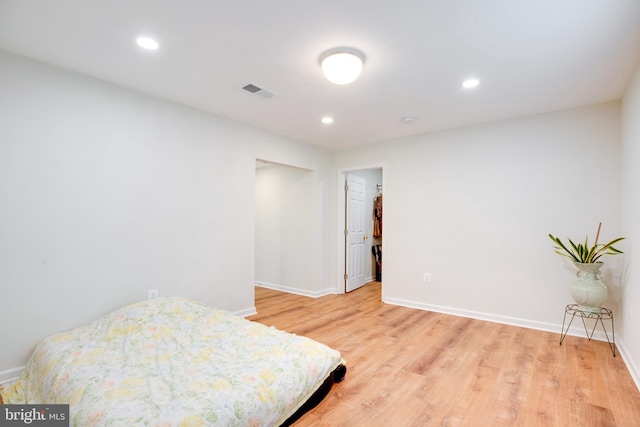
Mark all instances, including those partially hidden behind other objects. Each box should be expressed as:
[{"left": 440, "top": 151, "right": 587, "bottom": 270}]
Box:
[{"left": 0, "top": 296, "right": 346, "bottom": 426}]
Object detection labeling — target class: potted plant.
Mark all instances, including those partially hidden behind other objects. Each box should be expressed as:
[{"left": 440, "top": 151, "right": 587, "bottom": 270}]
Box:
[{"left": 549, "top": 223, "right": 624, "bottom": 312}]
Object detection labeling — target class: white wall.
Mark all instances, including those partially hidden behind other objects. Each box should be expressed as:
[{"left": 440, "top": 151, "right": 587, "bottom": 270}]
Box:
[
  {"left": 255, "top": 164, "right": 326, "bottom": 296},
  {"left": 621, "top": 62, "right": 640, "bottom": 385},
  {"left": 332, "top": 102, "right": 623, "bottom": 331},
  {"left": 0, "top": 50, "right": 330, "bottom": 374}
]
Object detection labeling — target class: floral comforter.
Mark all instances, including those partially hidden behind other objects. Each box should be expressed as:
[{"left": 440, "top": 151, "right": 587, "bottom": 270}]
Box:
[{"left": 0, "top": 297, "right": 343, "bottom": 426}]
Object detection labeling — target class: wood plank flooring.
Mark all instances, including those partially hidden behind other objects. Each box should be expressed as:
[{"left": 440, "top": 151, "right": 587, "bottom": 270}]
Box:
[{"left": 248, "top": 282, "right": 640, "bottom": 427}]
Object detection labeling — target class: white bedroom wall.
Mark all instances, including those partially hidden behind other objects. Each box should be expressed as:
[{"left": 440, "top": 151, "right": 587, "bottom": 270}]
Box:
[
  {"left": 0, "top": 50, "right": 330, "bottom": 373},
  {"left": 331, "top": 102, "right": 622, "bottom": 331},
  {"left": 621, "top": 62, "right": 640, "bottom": 386}
]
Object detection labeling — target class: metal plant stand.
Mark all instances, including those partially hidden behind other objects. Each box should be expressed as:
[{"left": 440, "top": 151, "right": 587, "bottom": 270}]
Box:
[{"left": 559, "top": 304, "right": 616, "bottom": 357}]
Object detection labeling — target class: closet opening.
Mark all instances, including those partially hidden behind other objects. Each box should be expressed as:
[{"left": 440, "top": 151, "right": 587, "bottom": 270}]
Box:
[
  {"left": 254, "top": 159, "right": 315, "bottom": 297},
  {"left": 338, "top": 166, "right": 383, "bottom": 299}
]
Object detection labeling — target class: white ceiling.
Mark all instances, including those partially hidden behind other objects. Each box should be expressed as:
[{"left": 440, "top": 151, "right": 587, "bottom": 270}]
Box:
[{"left": 1, "top": 0, "right": 639, "bottom": 150}]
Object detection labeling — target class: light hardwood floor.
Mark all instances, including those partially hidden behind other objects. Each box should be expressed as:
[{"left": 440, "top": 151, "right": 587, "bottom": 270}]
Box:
[{"left": 248, "top": 282, "right": 640, "bottom": 427}]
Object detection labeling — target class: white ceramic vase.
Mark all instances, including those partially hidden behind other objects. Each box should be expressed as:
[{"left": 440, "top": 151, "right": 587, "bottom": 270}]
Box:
[{"left": 569, "top": 262, "right": 608, "bottom": 313}]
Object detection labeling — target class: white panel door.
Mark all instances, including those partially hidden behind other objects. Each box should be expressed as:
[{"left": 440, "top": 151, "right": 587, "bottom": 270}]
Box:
[{"left": 345, "top": 174, "right": 367, "bottom": 292}]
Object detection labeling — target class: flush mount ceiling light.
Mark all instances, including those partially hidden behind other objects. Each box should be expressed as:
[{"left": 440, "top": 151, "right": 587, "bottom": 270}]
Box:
[
  {"left": 462, "top": 78, "right": 480, "bottom": 88},
  {"left": 136, "top": 37, "right": 159, "bottom": 50},
  {"left": 320, "top": 47, "right": 365, "bottom": 85},
  {"left": 321, "top": 117, "right": 334, "bottom": 124}
]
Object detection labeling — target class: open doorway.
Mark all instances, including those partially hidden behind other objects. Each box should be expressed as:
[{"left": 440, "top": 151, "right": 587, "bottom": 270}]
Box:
[
  {"left": 339, "top": 166, "right": 383, "bottom": 297},
  {"left": 254, "top": 159, "right": 316, "bottom": 297}
]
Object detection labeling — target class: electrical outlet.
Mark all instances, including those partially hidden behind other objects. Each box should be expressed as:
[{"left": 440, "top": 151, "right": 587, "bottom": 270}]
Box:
[
  {"left": 423, "top": 273, "right": 431, "bottom": 283},
  {"left": 148, "top": 289, "right": 158, "bottom": 300}
]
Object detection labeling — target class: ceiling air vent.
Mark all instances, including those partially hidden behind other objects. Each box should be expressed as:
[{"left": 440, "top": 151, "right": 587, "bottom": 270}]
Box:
[{"left": 242, "top": 83, "right": 277, "bottom": 99}]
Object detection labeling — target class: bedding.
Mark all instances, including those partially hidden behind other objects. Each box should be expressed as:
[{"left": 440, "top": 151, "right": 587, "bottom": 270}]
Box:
[{"left": 0, "top": 296, "right": 345, "bottom": 426}]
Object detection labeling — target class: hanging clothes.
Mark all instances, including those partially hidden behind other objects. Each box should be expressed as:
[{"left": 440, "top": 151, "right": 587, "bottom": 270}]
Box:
[
  {"left": 372, "top": 244, "right": 382, "bottom": 281},
  {"left": 373, "top": 193, "right": 382, "bottom": 239}
]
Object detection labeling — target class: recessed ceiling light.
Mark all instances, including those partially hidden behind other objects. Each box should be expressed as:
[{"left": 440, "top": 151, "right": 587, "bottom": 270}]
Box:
[
  {"left": 136, "top": 37, "right": 159, "bottom": 50},
  {"left": 462, "top": 79, "right": 480, "bottom": 88},
  {"left": 321, "top": 117, "right": 334, "bottom": 124},
  {"left": 401, "top": 115, "right": 417, "bottom": 124}
]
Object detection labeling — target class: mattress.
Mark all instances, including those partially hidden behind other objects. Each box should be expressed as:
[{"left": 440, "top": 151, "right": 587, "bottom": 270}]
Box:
[{"left": 0, "top": 296, "right": 344, "bottom": 426}]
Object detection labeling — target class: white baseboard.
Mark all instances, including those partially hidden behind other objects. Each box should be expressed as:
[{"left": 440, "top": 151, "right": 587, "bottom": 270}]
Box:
[
  {"left": 235, "top": 307, "right": 257, "bottom": 317},
  {"left": 616, "top": 340, "right": 640, "bottom": 392},
  {"left": 255, "top": 281, "right": 339, "bottom": 298},
  {"left": 0, "top": 366, "right": 24, "bottom": 385},
  {"left": 383, "top": 297, "right": 614, "bottom": 344}
]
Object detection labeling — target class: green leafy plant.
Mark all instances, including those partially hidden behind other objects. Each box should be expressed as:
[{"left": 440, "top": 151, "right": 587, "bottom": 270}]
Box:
[{"left": 549, "top": 222, "right": 625, "bottom": 263}]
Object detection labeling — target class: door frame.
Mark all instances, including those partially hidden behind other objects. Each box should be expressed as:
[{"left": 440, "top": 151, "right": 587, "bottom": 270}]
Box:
[{"left": 337, "top": 164, "right": 385, "bottom": 296}]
